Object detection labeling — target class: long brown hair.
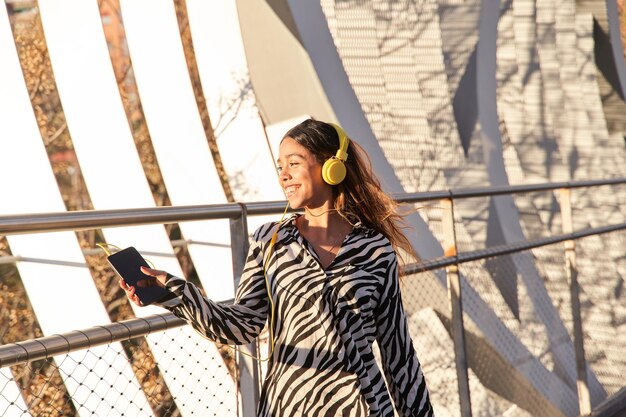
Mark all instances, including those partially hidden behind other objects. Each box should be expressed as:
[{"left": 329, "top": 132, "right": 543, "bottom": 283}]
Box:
[{"left": 284, "top": 119, "right": 417, "bottom": 264}]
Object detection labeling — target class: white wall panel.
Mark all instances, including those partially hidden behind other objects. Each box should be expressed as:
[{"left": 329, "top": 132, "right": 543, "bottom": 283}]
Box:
[
  {"left": 186, "top": 0, "right": 283, "bottom": 206},
  {"left": 0, "top": 3, "right": 151, "bottom": 415},
  {"left": 120, "top": 0, "right": 235, "bottom": 301},
  {"left": 37, "top": 1, "right": 237, "bottom": 415}
]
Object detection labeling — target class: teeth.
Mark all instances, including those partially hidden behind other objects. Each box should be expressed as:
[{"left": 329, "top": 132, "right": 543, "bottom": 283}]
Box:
[{"left": 285, "top": 185, "right": 299, "bottom": 196}]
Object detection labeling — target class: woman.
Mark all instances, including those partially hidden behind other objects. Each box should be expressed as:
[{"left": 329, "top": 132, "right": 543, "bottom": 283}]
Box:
[{"left": 121, "top": 119, "right": 434, "bottom": 416}]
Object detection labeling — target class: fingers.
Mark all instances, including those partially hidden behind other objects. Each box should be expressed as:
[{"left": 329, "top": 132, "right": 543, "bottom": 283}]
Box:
[
  {"left": 118, "top": 278, "right": 143, "bottom": 306},
  {"left": 119, "top": 267, "right": 171, "bottom": 306},
  {"left": 128, "top": 286, "right": 142, "bottom": 306},
  {"left": 140, "top": 266, "right": 168, "bottom": 286},
  {"left": 140, "top": 266, "right": 164, "bottom": 277}
]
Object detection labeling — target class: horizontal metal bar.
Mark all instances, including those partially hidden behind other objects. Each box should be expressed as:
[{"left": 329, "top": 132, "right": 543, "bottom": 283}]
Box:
[
  {"left": 2, "top": 178, "right": 625, "bottom": 236},
  {"left": 0, "top": 201, "right": 292, "bottom": 236},
  {"left": 0, "top": 292, "right": 237, "bottom": 367},
  {"left": 404, "top": 221, "right": 626, "bottom": 274},
  {"left": 0, "top": 240, "right": 191, "bottom": 264},
  {"left": 394, "top": 177, "right": 626, "bottom": 203},
  {"left": 0, "top": 255, "right": 20, "bottom": 264},
  {"left": 0, "top": 313, "right": 185, "bottom": 367}
]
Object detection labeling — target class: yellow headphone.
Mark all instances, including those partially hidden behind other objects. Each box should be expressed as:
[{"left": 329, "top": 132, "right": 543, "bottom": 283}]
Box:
[{"left": 322, "top": 123, "right": 350, "bottom": 185}]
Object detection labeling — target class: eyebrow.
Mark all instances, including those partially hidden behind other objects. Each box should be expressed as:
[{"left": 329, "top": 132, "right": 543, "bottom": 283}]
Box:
[{"left": 276, "top": 153, "right": 305, "bottom": 164}]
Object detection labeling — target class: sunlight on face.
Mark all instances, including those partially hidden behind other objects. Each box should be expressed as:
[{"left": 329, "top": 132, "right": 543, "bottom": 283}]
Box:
[{"left": 276, "top": 137, "right": 332, "bottom": 210}]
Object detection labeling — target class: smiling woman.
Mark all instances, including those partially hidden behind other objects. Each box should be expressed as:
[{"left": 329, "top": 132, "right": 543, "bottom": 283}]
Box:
[{"left": 120, "top": 118, "right": 434, "bottom": 417}]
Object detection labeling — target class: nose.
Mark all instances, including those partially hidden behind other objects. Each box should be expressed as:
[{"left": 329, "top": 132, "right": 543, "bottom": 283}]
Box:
[{"left": 279, "top": 165, "right": 291, "bottom": 182}]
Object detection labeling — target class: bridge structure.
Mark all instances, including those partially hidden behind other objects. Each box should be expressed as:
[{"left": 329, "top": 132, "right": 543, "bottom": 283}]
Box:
[{"left": 0, "top": 1, "right": 625, "bottom": 416}]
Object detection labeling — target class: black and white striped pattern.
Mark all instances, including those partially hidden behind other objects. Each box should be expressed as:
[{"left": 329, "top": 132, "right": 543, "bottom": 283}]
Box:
[{"left": 161, "top": 215, "right": 433, "bottom": 417}]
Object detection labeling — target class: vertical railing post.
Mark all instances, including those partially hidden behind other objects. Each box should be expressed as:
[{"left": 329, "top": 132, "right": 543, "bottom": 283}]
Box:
[
  {"left": 441, "top": 197, "right": 473, "bottom": 417},
  {"left": 229, "top": 203, "right": 260, "bottom": 417},
  {"left": 559, "top": 188, "right": 591, "bottom": 415}
]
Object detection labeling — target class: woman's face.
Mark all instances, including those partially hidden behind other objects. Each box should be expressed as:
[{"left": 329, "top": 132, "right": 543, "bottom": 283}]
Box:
[{"left": 277, "top": 137, "right": 333, "bottom": 209}]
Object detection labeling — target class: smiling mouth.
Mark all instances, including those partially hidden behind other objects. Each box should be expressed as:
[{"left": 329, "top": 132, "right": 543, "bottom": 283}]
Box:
[{"left": 285, "top": 185, "right": 300, "bottom": 197}]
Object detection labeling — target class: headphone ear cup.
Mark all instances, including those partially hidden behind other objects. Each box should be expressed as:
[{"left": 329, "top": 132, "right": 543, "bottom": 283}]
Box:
[{"left": 322, "top": 158, "right": 347, "bottom": 185}]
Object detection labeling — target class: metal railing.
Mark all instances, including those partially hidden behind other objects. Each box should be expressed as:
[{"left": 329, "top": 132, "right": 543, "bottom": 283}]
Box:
[{"left": 1, "top": 178, "right": 625, "bottom": 417}]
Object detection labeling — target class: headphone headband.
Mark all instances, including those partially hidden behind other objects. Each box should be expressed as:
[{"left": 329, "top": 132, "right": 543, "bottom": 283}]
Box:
[{"left": 328, "top": 123, "right": 350, "bottom": 161}]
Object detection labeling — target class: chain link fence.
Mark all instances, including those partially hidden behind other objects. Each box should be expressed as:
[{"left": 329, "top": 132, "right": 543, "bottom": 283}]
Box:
[{"left": 0, "top": 321, "right": 241, "bottom": 417}]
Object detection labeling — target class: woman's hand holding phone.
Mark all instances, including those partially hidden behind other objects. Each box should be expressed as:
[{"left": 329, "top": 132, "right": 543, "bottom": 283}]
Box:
[{"left": 119, "top": 266, "right": 169, "bottom": 306}]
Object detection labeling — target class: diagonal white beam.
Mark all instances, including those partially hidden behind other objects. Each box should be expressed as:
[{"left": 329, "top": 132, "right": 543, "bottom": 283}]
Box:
[
  {"left": 0, "top": 4, "right": 152, "bottom": 416},
  {"left": 36, "top": 1, "right": 238, "bottom": 415},
  {"left": 119, "top": 0, "right": 235, "bottom": 302}
]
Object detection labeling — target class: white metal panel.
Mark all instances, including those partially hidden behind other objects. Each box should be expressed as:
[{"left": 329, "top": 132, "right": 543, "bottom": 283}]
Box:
[
  {"left": 36, "top": 1, "right": 237, "bottom": 415},
  {"left": 0, "top": 4, "right": 151, "bottom": 416},
  {"left": 119, "top": 0, "right": 235, "bottom": 301},
  {"left": 186, "top": 0, "right": 297, "bottom": 236},
  {"left": 186, "top": 0, "right": 282, "bottom": 201}
]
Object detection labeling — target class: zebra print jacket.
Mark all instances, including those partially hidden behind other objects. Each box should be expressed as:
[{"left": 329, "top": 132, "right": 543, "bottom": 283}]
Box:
[{"left": 159, "top": 214, "right": 433, "bottom": 417}]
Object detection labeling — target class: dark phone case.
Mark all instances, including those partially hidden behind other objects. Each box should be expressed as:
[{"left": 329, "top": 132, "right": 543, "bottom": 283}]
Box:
[{"left": 107, "top": 246, "right": 172, "bottom": 305}]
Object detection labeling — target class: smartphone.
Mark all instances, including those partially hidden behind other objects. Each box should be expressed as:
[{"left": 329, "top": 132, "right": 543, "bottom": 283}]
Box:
[{"left": 107, "top": 246, "right": 172, "bottom": 305}]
